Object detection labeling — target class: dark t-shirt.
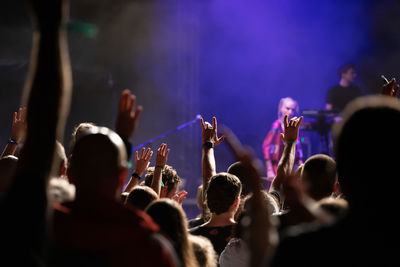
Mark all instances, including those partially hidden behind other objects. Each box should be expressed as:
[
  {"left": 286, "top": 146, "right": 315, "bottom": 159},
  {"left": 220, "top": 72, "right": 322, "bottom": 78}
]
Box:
[
  {"left": 326, "top": 84, "right": 363, "bottom": 112},
  {"left": 189, "top": 225, "right": 233, "bottom": 256}
]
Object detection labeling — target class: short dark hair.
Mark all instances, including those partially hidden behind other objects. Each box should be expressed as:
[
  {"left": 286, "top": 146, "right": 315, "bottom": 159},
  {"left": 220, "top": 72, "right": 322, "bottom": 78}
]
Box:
[
  {"left": 302, "top": 154, "right": 337, "bottom": 201},
  {"left": 126, "top": 186, "right": 158, "bottom": 210},
  {"left": 206, "top": 173, "right": 242, "bottom": 215},
  {"left": 144, "top": 165, "right": 181, "bottom": 194},
  {"left": 339, "top": 63, "right": 356, "bottom": 77}
]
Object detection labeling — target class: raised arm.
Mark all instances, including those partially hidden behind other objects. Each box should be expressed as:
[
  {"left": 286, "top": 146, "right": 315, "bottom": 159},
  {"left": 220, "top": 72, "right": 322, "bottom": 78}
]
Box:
[
  {"left": 1, "top": 0, "right": 72, "bottom": 262},
  {"left": 115, "top": 89, "right": 143, "bottom": 160},
  {"left": 269, "top": 115, "right": 303, "bottom": 207},
  {"left": 123, "top": 147, "right": 153, "bottom": 193},
  {"left": 1, "top": 107, "right": 27, "bottom": 158},
  {"left": 200, "top": 117, "right": 224, "bottom": 189},
  {"left": 151, "top": 143, "right": 170, "bottom": 196},
  {"left": 223, "top": 126, "right": 276, "bottom": 267}
]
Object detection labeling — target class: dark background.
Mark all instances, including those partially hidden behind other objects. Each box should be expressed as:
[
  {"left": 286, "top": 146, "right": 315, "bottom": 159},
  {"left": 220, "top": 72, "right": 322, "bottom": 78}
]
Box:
[{"left": 1, "top": 0, "right": 399, "bottom": 219}]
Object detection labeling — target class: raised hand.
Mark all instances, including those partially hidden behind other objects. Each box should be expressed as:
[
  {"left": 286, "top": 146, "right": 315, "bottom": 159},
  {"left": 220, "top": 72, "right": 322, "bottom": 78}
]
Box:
[
  {"left": 172, "top": 190, "right": 188, "bottom": 205},
  {"left": 200, "top": 117, "right": 224, "bottom": 147},
  {"left": 381, "top": 77, "right": 399, "bottom": 98},
  {"left": 280, "top": 115, "right": 303, "bottom": 143},
  {"left": 134, "top": 147, "right": 153, "bottom": 176},
  {"left": 156, "top": 143, "right": 170, "bottom": 168},
  {"left": 11, "top": 107, "right": 27, "bottom": 143},
  {"left": 115, "top": 89, "right": 143, "bottom": 139}
]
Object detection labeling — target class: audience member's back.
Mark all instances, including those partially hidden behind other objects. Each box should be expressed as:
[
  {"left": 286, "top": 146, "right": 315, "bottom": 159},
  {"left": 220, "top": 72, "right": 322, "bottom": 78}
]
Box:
[
  {"left": 51, "top": 127, "right": 176, "bottom": 267},
  {"left": 190, "top": 173, "right": 242, "bottom": 256},
  {"left": 270, "top": 96, "right": 400, "bottom": 266}
]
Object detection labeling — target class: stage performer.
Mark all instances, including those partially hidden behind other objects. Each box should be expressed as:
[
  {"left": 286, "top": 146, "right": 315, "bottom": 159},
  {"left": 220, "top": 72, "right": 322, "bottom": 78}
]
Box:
[
  {"left": 326, "top": 63, "right": 363, "bottom": 113},
  {"left": 262, "top": 97, "right": 303, "bottom": 186}
]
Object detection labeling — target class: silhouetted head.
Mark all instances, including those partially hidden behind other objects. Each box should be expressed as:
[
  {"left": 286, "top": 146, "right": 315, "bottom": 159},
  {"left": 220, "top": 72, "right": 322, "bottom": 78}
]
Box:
[
  {"left": 69, "top": 122, "right": 96, "bottom": 151},
  {"left": 68, "top": 126, "right": 127, "bottom": 199},
  {"left": 227, "top": 161, "right": 251, "bottom": 196},
  {"left": 206, "top": 172, "right": 242, "bottom": 215},
  {"left": 333, "top": 95, "right": 400, "bottom": 213},
  {"left": 146, "top": 199, "right": 196, "bottom": 267},
  {"left": 301, "top": 154, "right": 337, "bottom": 201},
  {"left": 126, "top": 185, "right": 158, "bottom": 210}
]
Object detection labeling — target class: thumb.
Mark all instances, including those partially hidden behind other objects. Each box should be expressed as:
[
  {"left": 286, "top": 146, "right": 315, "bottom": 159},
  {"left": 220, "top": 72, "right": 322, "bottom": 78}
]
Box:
[{"left": 280, "top": 133, "right": 285, "bottom": 143}]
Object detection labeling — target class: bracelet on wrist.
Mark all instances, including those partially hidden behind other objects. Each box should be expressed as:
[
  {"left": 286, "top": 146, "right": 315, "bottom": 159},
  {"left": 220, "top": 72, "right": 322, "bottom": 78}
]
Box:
[
  {"left": 131, "top": 172, "right": 141, "bottom": 180},
  {"left": 8, "top": 138, "right": 18, "bottom": 145},
  {"left": 203, "top": 141, "right": 214, "bottom": 149},
  {"left": 285, "top": 140, "right": 296, "bottom": 145},
  {"left": 155, "top": 166, "right": 164, "bottom": 173}
]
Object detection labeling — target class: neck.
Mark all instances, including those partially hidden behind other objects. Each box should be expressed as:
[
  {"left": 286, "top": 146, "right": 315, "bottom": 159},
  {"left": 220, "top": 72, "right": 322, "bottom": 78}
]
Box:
[
  {"left": 339, "top": 78, "right": 351, "bottom": 87},
  {"left": 75, "top": 184, "right": 120, "bottom": 202},
  {"left": 205, "top": 211, "right": 236, "bottom": 227}
]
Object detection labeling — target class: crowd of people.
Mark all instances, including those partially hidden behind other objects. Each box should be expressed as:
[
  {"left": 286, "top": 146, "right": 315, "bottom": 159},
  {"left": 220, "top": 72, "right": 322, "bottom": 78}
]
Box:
[{"left": 1, "top": 1, "right": 400, "bottom": 266}]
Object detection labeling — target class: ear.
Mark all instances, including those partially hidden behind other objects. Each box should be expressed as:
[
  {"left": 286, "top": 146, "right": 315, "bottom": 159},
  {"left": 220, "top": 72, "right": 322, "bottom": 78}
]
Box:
[{"left": 233, "top": 197, "right": 240, "bottom": 210}]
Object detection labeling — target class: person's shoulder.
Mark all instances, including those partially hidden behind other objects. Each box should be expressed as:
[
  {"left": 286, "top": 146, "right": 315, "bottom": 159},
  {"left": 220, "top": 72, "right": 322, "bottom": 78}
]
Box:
[
  {"left": 328, "top": 84, "right": 341, "bottom": 91},
  {"left": 271, "top": 120, "right": 281, "bottom": 129},
  {"left": 189, "top": 224, "right": 204, "bottom": 235},
  {"left": 190, "top": 224, "right": 233, "bottom": 235}
]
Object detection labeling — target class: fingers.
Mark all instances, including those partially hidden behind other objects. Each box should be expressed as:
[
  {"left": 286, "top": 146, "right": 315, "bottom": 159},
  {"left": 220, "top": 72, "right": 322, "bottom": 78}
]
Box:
[
  {"left": 288, "top": 116, "right": 303, "bottom": 128},
  {"left": 134, "top": 105, "right": 143, "bottom": 121},
  {"left": 119, "top": 89, "right": 130, "bottom": 112},
  {"left": 296, "top": 116, "right": 303, "bottom": 128},
  {"left": 204, "top": 122, "right": 212, "bottom": 129},
  {"left": 144, "top": 148, "right": 152, "bottom": 159},
  {"left": 215, "top": 135, "right": 225, "bottom": 146},
  {"left": 212, "top": 117, "right": 217, "bottom": 130},
  {"left": 126, "top": 94, "right": 134, "bottom": 114},
  {"left": 393, "top": 84, "right": 400, "bottom": 97},
  {"left": 200, "top": 117, "right": 205, "bottom": 131},
  {"left": 135, "top": 150, "right": 139, "bottom": 161},
  {"left": 17, "top": 108, "right": 22, "bottom": 121},
  {"left": 13, "top": 112, "right": 17, "bottom": 124},
  {"left": 158, "top": 143, "right": 169, "bottom": 156},
  {"left": 284, "top": 115, "right": 289, "bottom": 128}
]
